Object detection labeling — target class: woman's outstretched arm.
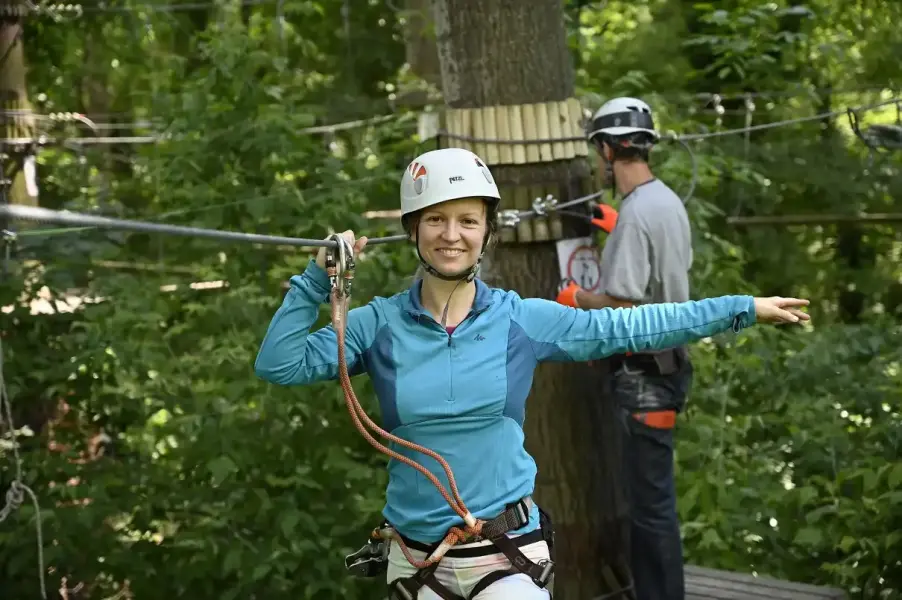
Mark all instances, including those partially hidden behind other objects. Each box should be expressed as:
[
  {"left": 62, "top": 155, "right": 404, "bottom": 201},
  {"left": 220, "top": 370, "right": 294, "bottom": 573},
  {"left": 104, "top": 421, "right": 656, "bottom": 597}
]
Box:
[{"left": 254, "top": 259, "right": 379, "bottom": 385}]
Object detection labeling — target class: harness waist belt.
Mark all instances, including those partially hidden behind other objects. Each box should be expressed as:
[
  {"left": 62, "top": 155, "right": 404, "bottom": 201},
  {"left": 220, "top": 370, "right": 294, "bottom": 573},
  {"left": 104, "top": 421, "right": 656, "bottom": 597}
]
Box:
[
  {"left": 398, "top": 527, "right": 545, "bottom": 558},
  {"left": 397, "top": 495, "right": 534, "bottom": 555}
]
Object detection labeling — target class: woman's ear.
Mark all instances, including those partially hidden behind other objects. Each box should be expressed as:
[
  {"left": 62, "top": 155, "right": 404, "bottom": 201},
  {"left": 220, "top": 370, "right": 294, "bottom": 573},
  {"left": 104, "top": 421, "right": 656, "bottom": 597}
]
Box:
[
  {"left": 405, "top": 215, "right": 419, "bottom": 243},
  {"left": 483, "top": 226, "right": 496, "bottom": 251}
]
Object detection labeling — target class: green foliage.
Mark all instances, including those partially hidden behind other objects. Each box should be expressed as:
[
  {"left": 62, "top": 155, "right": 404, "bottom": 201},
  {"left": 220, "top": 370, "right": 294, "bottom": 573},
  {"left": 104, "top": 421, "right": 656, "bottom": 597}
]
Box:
[{"left": 2, "top": 0, "right": 901, "bottom": 598}]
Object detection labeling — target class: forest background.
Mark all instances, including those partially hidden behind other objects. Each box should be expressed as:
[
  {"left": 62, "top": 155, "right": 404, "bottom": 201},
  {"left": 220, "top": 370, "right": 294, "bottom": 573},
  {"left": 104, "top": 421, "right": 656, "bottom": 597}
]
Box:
[{"left": 1, "top": 0, "right": 901, "bottom": 598}]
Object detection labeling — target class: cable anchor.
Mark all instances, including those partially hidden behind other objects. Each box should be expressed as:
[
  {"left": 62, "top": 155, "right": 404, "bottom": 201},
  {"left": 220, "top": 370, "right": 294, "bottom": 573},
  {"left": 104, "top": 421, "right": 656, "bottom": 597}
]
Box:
[
  {"left": 498, "top": 209, "right": 521, "bottom": 229},
  {"left": 531, "top": 194, "right": 557, "bottom": 216}
]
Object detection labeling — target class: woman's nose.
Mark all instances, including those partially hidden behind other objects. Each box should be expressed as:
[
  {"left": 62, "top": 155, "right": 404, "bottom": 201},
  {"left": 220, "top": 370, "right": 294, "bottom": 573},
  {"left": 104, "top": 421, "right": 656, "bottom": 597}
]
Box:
[{"left": 440, "top": 222, "right": 460, "bottom": 240}]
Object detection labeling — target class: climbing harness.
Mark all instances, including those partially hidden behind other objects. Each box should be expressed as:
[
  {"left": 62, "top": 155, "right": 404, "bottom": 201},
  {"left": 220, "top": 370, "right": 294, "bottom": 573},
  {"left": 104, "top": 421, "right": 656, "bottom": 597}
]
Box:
[{"left": 323, "top": 233, "right": 555, "bottom": 599}]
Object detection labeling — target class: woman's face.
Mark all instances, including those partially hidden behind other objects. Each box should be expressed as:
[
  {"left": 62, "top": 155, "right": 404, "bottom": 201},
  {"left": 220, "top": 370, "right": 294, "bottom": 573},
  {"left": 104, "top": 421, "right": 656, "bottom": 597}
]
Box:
[{"left": 413, "top": 198, "right": 488, "bottom": 276}]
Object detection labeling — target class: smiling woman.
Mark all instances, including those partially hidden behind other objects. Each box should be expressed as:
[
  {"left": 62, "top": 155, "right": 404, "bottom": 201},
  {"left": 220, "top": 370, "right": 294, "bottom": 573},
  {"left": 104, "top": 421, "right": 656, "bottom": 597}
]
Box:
[{"left": 252, "top": 147, "right": 810, "bottom": 600}]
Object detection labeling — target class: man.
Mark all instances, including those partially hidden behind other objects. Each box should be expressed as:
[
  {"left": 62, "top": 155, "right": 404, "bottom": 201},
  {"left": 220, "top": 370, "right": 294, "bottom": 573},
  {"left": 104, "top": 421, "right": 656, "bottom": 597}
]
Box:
[{"left": 557, "top": 96, "right": 693, "bottom": 600}]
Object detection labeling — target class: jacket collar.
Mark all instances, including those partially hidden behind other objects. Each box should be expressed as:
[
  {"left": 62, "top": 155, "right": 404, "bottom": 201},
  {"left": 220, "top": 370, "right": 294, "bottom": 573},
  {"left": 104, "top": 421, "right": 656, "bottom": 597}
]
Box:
[{"left": 404, "top": 277, "right": 493, "bottom": 319}]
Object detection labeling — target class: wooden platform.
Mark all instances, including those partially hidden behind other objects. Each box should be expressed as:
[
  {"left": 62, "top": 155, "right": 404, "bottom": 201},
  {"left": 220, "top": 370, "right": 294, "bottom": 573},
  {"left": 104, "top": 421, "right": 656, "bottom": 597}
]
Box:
[{"left": 685, "top": 565, "right": 848, "bottom": 600}]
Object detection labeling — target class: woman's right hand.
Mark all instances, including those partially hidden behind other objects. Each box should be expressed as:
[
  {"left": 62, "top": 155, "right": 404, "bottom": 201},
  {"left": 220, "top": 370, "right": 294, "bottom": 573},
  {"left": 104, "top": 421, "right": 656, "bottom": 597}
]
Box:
[
  {"left": 315, "top": 230, "right": 369, "bottom": 269},
  {"left": 753, "top": 296, "right": 810, "bottom": 324}
]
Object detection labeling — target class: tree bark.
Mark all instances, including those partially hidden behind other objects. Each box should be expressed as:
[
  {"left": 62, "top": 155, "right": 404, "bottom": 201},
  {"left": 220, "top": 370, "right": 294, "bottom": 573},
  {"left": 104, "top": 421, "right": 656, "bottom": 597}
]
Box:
[
  {"left": 433, "top": 1, "right": 631, "bottom": 598},
  {"left": 0, "top": 0, "right": 38, "bottom": 215},
  {"left": 394, "top": 0, "right": 444, "bottom": 110},
  {"left": 403, "top": 0, "right": 442, "bottom": 88}
]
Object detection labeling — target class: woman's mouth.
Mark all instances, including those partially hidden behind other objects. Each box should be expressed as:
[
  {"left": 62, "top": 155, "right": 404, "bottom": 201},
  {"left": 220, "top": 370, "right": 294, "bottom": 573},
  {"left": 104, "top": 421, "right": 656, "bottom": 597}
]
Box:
[{"left": 436, "top": 248, "right": 465, "bottom": 257}]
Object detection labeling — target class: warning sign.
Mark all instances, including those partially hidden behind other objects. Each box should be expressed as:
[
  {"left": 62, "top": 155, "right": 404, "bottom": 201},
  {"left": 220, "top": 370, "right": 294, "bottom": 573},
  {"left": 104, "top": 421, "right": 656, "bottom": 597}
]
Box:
[{"left": 555, "top": 236, "right": 602, "bottom": 293}]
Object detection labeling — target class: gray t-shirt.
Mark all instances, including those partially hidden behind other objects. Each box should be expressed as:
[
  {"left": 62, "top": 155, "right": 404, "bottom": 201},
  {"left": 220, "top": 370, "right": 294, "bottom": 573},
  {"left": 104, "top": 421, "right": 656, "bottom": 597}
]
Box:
[{"left": 598, "top": 178, "right": 692, "bottom": 305}]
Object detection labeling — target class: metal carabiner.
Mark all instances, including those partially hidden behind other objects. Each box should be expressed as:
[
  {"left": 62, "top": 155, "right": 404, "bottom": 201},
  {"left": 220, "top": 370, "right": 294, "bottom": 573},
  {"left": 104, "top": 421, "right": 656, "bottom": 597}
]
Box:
[{"left": 324, "top": 233, "right": 356, "bottom": 298}]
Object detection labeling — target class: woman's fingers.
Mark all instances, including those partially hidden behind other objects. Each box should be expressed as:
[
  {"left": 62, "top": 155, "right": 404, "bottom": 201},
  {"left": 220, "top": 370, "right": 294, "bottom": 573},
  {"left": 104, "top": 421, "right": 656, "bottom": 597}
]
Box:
[
  {"left": 770, "top": 306, "right": 810, "bottom": 324},
  {"left": 774, "top": 298, "right": 810, "bottom": 323},
  {"left": 786, "top": 308, "right": 810, "bottom": 321},
  {"left": 774, "top": 297, "right": 810, "bottom": 309}
]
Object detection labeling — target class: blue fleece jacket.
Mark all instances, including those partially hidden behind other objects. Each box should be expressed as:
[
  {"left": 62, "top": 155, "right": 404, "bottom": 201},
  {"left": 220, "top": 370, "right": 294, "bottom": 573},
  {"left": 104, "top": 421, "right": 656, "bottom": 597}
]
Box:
[{"left": 254, "top": 259, "right": 757, "bottom": 542}]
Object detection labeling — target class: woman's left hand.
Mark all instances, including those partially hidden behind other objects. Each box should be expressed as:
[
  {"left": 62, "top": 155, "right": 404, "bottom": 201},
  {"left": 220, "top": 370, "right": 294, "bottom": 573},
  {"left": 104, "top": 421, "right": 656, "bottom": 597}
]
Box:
[{"left": 753, "top": 297, "right": 811, "bottom": 324}]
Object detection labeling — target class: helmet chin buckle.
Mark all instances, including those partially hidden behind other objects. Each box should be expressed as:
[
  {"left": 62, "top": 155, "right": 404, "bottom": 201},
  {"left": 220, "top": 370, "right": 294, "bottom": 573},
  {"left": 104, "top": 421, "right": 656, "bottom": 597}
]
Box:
[{"left": 420, "top": 259, "right": 479, "bottom": 282}]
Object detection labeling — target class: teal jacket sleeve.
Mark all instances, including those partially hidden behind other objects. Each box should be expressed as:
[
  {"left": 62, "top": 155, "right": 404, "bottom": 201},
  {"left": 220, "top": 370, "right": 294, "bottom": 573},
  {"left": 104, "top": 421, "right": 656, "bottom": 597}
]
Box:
[
  {"left": 254, "top": 259, "right": 380, "bottom": 385},
  {"left": 510, "top": 295, "right": 756, "bottom": 362}
]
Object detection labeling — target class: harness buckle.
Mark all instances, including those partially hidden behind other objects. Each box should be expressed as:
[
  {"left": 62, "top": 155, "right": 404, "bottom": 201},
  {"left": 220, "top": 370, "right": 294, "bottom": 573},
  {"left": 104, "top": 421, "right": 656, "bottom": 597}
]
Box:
[
  {"left": 536, "top": 559, "right": 554, "bottom": 586},
  {"left": 511, "top": 498, "right": 530, "bottom": 529},
  {"left": 389, "top": 580, "right": 416, "bottom": 600}
]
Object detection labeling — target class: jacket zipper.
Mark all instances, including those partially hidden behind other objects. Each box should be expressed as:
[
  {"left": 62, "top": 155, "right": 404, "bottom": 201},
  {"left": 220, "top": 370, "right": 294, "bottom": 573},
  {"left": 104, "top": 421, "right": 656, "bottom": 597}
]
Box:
[{"left": 418, "top": 307, "right": 488, "bottom": 402}]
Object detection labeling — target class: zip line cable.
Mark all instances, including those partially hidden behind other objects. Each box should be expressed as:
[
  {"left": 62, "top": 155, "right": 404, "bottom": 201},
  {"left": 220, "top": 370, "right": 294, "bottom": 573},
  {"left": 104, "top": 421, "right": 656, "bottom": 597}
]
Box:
[
  {"left": 0, "top": 205, "right": 407, "bottom": 248},
  {"left": 435, "top": 97, "right": 900, "bottom": 149},
  {"left": 3, "top": 97, "right": 896, "bottom": 250},
  {"left": 670, "top": 97, "right": 900, "bottom": 142},
  {"left": 11, "top": 175, "right": 394, "bottom": 240},
  {"left": 71, "top": 0, "right": 277, "bottom": 14},
  {"left": 4, "top": 92, "right": 895, "bottom": 149},
  {"left": 11, "top": 93, "right": 891, "bottom": 245}
]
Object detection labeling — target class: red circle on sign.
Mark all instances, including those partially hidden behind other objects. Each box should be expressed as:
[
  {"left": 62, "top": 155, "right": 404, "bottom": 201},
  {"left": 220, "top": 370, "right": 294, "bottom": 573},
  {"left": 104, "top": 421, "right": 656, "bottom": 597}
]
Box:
[{"left": 566, "top": 245, "right": 602, "bottom": 292}]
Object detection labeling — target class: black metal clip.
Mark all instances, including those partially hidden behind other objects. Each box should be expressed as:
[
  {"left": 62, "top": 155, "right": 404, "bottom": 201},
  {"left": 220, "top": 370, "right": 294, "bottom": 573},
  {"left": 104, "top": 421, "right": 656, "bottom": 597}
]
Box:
[{"left": 344, "top": 538, "right": 388, "bottom": 578}]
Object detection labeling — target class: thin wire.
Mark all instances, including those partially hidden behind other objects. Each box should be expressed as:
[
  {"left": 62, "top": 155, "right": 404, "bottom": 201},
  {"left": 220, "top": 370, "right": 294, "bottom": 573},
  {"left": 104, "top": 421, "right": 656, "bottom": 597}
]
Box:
[
  {"left": 670, "top": 136, "right": 697, "bottom": 204},
  {"left": 0, "top": 144, "right": 47, "bottom": 598},
  {"left": 671, "top": 97, "right": 900, "bottom": 142},
  {"left": 437, "top": 97, "right": 900, "bottom": 149},
  {"left": 0, "top": 335, "right": 46, "bottom": 600},
  {"left": 0, "top": 204, "right": 406, "bottom": 248},
  {"left": 0, "top": 110, "right": 395, "bottom": 134},
  {"left": 78, "top": 0, "right": 276, "bottom": 13},
  {"left": 0, "top": 114, "right": 414, "bottom": 146},
  {"left": 10, "top": 93, "right": 893, "bottom": 148},
  {"left": 29, "top": 84, "right": 894, "bottom": 122},
  {"left": 0, "top": 135, "right": 158, "bottom": 146},
  {"left": 12, "top": 174, "right": 391, "bottom": 239}
]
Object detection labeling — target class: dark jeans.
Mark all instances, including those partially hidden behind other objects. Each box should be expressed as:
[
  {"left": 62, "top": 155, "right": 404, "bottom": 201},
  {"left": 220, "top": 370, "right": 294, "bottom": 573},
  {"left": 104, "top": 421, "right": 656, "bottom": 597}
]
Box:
[{"left": 608, "top": 353, "right": 693, "bottom": 600}]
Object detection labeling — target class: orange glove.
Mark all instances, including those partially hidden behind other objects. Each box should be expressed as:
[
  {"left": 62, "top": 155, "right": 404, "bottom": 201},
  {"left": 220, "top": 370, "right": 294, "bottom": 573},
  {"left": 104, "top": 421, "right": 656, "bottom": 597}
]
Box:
[
  {"left": 556, "top": 280, "right": 582, "bottom": 308},
  {"left": 591, "top": 204, "right": 618, "bottom": 233}
]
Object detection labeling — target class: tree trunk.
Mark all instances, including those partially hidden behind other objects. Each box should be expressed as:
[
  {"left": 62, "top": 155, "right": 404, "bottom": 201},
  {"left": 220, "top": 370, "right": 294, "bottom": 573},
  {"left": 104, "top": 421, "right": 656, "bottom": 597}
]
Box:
[
  {"left": 394, "top": 0, "right": 443, "bottom": 110},
  {"left": 433, "top": 1, "right": 631, "bottom": 598},
  {"left": 0, "top": 0, "right": 38, "bottom": 217}
]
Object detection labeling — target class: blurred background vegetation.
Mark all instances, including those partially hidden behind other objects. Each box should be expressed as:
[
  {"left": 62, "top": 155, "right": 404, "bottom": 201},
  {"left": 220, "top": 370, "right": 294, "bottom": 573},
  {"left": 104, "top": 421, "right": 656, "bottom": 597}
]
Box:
[{"left": 1, "top": 0, "right": 900, "bottom": 598}]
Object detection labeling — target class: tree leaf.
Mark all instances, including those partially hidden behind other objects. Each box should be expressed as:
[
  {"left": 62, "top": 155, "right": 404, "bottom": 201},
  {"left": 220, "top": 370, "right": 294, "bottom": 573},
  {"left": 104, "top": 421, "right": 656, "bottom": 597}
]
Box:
[
  {"left": 208, "top": 455, "right": 238, "bottom": 485},
  {"left": 887, "top": 462, "right": 902, "bottom": 489},
  {"left": 793, "top": 527, "right": 824, "bottom": 547}
]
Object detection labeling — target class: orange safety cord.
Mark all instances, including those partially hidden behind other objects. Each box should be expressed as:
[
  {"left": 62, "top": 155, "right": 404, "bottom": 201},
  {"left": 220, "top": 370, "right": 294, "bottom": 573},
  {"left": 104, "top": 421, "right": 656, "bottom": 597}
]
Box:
[{"left": 327, "top": 247, "right": 485, "bottom": 569}]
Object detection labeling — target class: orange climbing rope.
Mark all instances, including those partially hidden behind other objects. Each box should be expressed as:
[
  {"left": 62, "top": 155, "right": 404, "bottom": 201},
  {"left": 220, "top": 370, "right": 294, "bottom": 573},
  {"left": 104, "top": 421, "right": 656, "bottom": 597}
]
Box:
[{"left": 324, "top": 235, "right": 485, "bottom": 569}]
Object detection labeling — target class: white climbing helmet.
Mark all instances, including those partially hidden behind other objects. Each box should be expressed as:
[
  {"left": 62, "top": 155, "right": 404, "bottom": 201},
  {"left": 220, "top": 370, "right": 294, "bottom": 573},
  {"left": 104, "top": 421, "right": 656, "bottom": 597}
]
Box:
[
  {"left": 586, "top": 96, "right": 659, "bottom": 141},
  {"left": 400, "top": 147, "right": 501, "bottom": 218}
]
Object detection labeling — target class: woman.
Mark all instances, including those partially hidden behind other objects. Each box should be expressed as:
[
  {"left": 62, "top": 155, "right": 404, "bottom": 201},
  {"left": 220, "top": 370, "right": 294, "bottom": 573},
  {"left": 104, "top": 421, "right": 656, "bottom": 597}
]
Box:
[{"left": 254, "top": 147, "right": 809, "bottom": 600}]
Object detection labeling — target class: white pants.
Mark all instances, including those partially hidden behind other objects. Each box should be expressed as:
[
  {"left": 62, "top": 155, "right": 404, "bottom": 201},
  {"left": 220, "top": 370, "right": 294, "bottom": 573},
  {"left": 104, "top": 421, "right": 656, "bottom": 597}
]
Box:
[{"left": 386, "top": 535, "right": 552, "bottom": 599}]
